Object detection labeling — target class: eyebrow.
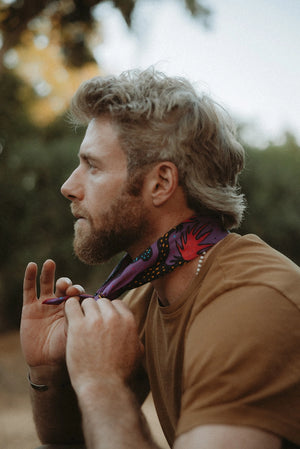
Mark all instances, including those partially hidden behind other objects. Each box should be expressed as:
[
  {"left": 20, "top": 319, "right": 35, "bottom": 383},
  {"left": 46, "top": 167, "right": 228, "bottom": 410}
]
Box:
[{"left": 78, "top": 151, "right": 99, "bottom": 163}]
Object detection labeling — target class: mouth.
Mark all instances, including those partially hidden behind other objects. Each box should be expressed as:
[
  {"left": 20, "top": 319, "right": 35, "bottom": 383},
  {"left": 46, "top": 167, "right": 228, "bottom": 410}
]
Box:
[
  {"left": 71, "top": 205, "right": 86, "bottom": 221},
  {"left": 74, "top": 216, "right": 87, "bottom": 226}
]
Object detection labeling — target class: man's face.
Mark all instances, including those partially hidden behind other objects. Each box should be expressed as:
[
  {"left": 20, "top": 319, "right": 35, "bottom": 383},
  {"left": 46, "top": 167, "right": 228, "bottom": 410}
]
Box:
[{"left": 61, "top": 117, "right": 150, "bottom": 264}]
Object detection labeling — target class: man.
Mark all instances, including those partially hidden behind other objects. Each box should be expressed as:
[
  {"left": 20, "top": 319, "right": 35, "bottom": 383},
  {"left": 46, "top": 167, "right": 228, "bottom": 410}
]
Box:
[{"left": 21, "top": 68, "right": 300, "bottom": 449}]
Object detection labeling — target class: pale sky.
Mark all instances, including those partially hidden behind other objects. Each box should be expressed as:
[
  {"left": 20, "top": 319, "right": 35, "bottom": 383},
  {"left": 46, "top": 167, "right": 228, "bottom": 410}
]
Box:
[{"left": 93, "top": 0, "right": 300, "bottom": 146}]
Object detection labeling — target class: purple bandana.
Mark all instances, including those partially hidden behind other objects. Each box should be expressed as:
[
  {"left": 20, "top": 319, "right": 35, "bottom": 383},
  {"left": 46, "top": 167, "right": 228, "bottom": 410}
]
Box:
[{"left": 43, "top": 215, "right": 228, "bottom": 305}]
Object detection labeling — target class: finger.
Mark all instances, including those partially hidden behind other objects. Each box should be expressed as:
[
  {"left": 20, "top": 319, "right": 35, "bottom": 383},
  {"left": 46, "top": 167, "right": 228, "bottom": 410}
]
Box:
[
  {"left": 56, "top": 276, "right": 85, "bottom": 298},
  {"left": 55, "top": 277, "right": 72, "bottom": 297},
  {"left": 112, "top": 299, "right": 134, "bottom": 318},
  {"left": 96, "top": 298, "right": 117, "bottom": 317},
  {"left": 81, "top": 297, "right": 101, "bottom": 316},
  {"left": 111, "top": 300, "right": 139, "bottom": 336},
  {"left": 138, "top": 341, "right": 145, "bottom": 357},
  {"left": 65, "top": 297, "right": 84, "bottom": 325},
  {"left": 23, "top": 262, "right": 38, "bottom": 305},
  {"left": 39, "top": 259, "right": 56, "bottom": 297},
  {"left": 66, "top": 284, "right": 85, "bottom": 297},
  {"left": 113, "top": 301, "right": 144, "bottom": 356}
]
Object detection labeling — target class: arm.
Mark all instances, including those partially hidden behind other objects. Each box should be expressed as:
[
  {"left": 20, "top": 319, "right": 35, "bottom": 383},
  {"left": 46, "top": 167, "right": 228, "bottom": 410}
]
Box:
[
  {"left": 65, "top": 297, "right": 159, "bottom": 449},
  {"left": 173, "top": 425, "right": 282, "bottom": 449},
  {"left": 21, "top": 260, "right": 85, "bottom": 443},
  {"left": 65, "top": 297, "right": 283, "bottom": 449}
]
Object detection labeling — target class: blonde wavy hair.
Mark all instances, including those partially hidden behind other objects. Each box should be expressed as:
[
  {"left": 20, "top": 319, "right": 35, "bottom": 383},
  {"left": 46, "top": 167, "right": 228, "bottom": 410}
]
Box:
[{"left": 70, "top": 68, "right": 246, "bottom": 229}]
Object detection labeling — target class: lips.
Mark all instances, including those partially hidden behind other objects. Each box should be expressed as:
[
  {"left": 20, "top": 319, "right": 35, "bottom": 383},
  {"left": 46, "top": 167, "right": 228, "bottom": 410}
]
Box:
[
  {"left": 71, "top": 204, "right": 87, "bottom": 221},
  {"left": 73, "top": 213, "right": 85, "bottom": 222}
]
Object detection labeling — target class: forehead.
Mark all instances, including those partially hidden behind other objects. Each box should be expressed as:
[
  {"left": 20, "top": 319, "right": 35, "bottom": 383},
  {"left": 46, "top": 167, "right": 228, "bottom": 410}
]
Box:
[{"left": 79, "top": 117, "right": 125, "bottom": 161}]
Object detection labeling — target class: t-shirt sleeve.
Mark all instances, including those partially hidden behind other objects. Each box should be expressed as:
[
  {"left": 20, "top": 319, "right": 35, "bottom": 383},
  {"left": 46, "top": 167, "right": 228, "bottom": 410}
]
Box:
[{"left": 177, "top": 285, "right": 300, "bottom": 446}]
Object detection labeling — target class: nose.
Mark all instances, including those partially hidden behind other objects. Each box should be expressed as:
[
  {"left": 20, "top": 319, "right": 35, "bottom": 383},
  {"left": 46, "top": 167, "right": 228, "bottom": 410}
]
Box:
[{"left": 61, "top": 167, "right": 83, "bottom": 201}]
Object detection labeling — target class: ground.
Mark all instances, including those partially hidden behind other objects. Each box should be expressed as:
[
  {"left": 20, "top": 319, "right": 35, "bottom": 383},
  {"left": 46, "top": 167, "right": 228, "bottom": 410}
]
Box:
[{"left": 0, "top": 331, "right": 169, "bottom": 449}]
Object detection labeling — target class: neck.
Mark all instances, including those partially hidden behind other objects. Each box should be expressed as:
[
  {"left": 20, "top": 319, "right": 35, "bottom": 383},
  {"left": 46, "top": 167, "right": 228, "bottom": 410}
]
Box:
[
  {"left": 95, "top": 213, "right": 228, "bottom": 301},
  {"left": 151, "top": 256, "right": 200, "bottom": 306},
  {"left": 127, "top": 210, "right": 196, "bottom": 259},
  {"left": 152, "top": 237, "right": 222, "bottom": 306}
]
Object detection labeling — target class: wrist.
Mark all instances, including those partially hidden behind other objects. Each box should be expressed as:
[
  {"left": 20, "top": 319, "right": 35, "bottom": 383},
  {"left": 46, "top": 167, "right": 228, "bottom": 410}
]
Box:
[
  {"left": 75, "top": 374, "right": 125, "bottom": 401},
  {"left": 28, "top": 364, "right": 70, "bottom": 387}
]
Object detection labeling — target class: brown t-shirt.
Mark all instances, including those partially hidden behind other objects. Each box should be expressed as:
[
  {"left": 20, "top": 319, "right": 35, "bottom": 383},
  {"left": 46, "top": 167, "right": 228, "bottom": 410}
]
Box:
[{"left": 124, "top": 233, "right": 300, "bottom": 447}]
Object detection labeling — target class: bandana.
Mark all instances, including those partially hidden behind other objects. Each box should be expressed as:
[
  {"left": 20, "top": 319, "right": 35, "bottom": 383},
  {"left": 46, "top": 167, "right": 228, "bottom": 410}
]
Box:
[{"left": 43, "top": 215, "right": 228, "bottom": 305}]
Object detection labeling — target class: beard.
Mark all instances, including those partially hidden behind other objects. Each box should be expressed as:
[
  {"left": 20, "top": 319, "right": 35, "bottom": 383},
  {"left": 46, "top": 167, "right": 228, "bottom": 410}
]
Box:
[{"left": 72, "top": 183, "right": 150, "bottom": 265}]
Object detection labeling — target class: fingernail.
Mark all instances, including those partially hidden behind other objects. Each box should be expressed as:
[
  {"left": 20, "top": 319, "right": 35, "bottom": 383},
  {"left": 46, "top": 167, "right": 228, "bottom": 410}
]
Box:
[
  {"left": 73, "top": 284, "right": 85, "bottom": 293},
  {"left": 62, "top": 277, "right": 72, "bottom": 285}
]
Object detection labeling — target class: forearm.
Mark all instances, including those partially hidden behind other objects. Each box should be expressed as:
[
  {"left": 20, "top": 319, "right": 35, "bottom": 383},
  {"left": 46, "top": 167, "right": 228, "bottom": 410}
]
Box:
[
  {"left": 76, "top": 377, "right": 160, "bottom": 449},
  {"left": 29, "top": 365, "right": 84, "bottom": 444}
]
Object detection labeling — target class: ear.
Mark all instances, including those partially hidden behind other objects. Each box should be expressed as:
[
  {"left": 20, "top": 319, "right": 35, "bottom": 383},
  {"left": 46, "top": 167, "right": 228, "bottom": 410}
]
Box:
[{"left": 149, "top": 162, "right": 179, "bottom": 207}]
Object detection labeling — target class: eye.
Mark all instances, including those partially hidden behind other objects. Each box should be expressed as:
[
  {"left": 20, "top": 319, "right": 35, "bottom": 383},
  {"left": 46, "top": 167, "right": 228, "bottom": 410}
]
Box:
[
  {"left": 79, "top": 154, "right": 100, "bottom": 172},
  {"left": 85, "top": 158, "right": 98, "bottom": 172}
]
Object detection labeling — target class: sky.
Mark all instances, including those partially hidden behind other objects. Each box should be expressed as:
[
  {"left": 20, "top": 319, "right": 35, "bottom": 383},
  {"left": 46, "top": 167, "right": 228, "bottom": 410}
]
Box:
[{"left": 93, "top": 0, "right": 300, "bottom": 147}]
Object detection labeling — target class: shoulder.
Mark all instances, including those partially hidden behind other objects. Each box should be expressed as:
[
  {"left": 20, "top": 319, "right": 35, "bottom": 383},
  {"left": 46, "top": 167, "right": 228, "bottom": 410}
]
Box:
[
  {"left": 198, "top": 233, "right": 300, "bottom": 310},
  {"left": 179, "top": 241, "right": 300, "bottom": 444},
  {"left": 219, "top": 233, "right": 300, "bottom": 279},
  {"left": 186, "top": 241, "right": 300, "bottom": 377},
  {"left": 186, "top": 284, "right": 300, "bottom": 369},
  {"left": 174, "top": 424, "right": 282, "bottom": 449}
]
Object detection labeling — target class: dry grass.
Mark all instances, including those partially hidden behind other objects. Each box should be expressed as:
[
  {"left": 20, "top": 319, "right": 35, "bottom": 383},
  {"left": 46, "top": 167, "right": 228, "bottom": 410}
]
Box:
[{"left": 0, "top": 331, "right": 168, "bottom": 449}]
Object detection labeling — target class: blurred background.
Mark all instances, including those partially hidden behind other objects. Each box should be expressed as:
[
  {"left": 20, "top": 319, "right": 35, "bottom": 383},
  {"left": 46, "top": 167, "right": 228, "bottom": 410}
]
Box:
[{"left": 0, "top": 0, "right": 299, "bottom": 446}]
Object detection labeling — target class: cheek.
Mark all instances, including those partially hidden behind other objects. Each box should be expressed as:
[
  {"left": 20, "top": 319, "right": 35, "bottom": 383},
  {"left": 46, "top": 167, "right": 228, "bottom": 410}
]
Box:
[
  {"left": 84, "top": 190, "right": 114, "bottom": 225},
  {"left": 84, "top": 173, "right": 128, "bottom": 218},
  {"left": 92, "top": 176, "right": 127, "bottom": 203}
]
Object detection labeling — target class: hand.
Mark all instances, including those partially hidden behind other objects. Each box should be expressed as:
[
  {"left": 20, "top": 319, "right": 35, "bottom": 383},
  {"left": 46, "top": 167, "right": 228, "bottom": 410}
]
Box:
[
  {"left": 20, "top": 259, "right": 85, "bottom": 371},
  {"left": 65, "top": 297, "right": 144, "bottom": 394}
]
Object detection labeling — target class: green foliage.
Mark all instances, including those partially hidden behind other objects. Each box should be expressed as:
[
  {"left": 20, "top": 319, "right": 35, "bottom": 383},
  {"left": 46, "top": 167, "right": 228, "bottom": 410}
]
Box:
[
  {"left": 0, "top": 0, "right": 212, "bottom": 69},
  {"left": 0, "top": 72, "right": 118, "bottom": 331},
  {"left": 239, "top": 134, "right": 300, "bottom": 265},
  {"left": 0, "top": 70, "right": 36, "bottom": 142}
]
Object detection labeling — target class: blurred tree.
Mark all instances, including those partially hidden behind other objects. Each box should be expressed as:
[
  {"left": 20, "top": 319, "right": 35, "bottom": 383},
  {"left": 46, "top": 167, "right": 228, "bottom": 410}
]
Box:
[
  {"left": 0, "top": 0, "right": 211, "bottom": 70},
  {"left": 239, "top": 133, "right": 300, "bottom": 265},
  {"left": 0, "top": 69, "right": 35, "bottom": 142},
  {"left": 0, "top": 0, "right": 212, "bottom": 124},
  {"left": 14, "top": 40, "right": 100, "bottom": 125},
  {"left": 0, "top": 70, "right": 119, "bottom": 331}
]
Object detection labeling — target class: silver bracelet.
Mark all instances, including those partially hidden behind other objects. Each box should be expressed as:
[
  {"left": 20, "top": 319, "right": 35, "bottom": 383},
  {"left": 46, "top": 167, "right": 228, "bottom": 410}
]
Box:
[{"left": 28, "top": 373, "right": 49, "bottom": 392}]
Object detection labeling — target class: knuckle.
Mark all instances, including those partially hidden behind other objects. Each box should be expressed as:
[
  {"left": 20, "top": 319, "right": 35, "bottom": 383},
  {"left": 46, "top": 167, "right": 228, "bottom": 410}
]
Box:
[
  {"left": 81, "top": 297, "right": 94, "bottom": 306},
  {"left": 124, "top": 313, "right": 137, "bottom": 332}
]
